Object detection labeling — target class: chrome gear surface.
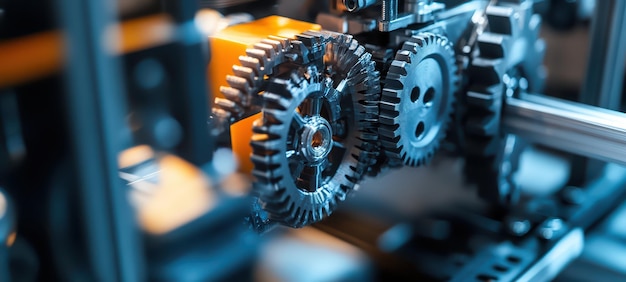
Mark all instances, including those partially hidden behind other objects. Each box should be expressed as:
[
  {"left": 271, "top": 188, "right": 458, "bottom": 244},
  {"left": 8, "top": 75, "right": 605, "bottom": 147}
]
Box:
[
  {"left": 379, "top": 33, "right": 458, "bottom": 167},
  {"left": 249, "top": 31, "right": 380, "bottom": 228}
]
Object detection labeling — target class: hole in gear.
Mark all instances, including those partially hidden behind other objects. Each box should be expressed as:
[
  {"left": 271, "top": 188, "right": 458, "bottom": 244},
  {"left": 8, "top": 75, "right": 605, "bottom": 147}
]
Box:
[
  {"left": 411, "top": 86, "right": 421, "bottom": 103},
  {"left": 311, "top": 130, "right": 324, "bottom": 148},
  {"left": 493, "top": 264, "right": 509, "bottom": 272},
  {"left": 415, "top": 121, "right": 425, "bottom": 139},
  {"left": 344, "top": 0, "right": 357, "bottom": 10},
  {"left": 424, "top": 87, "right": 435, "bottom": 106}
]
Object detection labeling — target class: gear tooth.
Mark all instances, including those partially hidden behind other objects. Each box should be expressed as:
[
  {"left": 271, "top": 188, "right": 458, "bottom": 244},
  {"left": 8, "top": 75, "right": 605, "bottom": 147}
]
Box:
[
  {"left": 266, "top": 78, "right": 294, "bottom": 99},
  {"left": 295, "top": 33, "right": 315, "bottom": 46},
  {"left": 261, "top": 39, "right": 284, "bottom": 60},
  {"left": 267, "top": 35, "right": 290, "bottom": 49},
  {"left": 250, "top": 153, "right": 282, "bottom": 167},
  {"left": 254, "top": 42, "right": 277, "bottom": 64},
  {"left": 252, "top": 123, "right": 271, "bottom": 135},
  {"left": 469, "top": 58, "right": 503, "bottom": 86},
  {"left": 226, "top": 75, "right": 251, "bottom": 93},
  {"left": 239, "top": 56, "right": 261, "bottom": 74},
  {"left": 388, "top": 60, "right": 408, "bottom": 76},
  {"left": 214, "top": 97, "right": 244, "bottom": 117},
  {"left": 378, "top": 114, "right": 398, "bottom": 126},
  {"left": 395, "top": 50, "right": 412, "bottom": 63},
  {"left": 378, "top": 126, "right": 399, "bottom": 141},
  {"left": 402, "top": 41, "right": 419, "bottom": 53},
  {"left": 232, "top": 65, "right": 255, "bottom": 84},
  {"left": 246, "top": 48, "right": 268, "bottom": 67},
  {"left": 466, "top": 88, "right": 502, "bottom": 110},
  {"left": 263, "top": 92, "right": 291, "bottom": 110},
  {"left": 477, "top": 33, "right": 508, "bottom": 59},
  {"left": 486, "top": 5, "right": 516, "bottom": 35},
  {"left": 219, "top": 86, "right": 244, "bottom": 104},
  {"left": 211, "top": 107, "right": 231, "bottom": 120},
  {"left": 379, "top": 102, "right": 400, "bottom": 115},
  {"left": 381, "top": 88, "right": 402, "bottom": 102}
]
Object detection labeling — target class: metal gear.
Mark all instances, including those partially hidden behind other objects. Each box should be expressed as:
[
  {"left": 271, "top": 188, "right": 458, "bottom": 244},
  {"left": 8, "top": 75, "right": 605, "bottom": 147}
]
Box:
[
  {"left": 379, "top": 33, "right": 458, "bottom": 167},
  {"left": 463, "top": 0, "right": 545, "bottom": 205},
  {"left": 249, "top": 31, "right": 380, "bottom": 228}
]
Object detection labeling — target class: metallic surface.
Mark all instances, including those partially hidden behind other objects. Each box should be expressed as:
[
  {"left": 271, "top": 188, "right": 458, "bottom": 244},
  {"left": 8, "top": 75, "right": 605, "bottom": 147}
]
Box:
[
  {"left": 343, "top": 0, "right": 379, "bottom": 12},
  {"left": 580, "top": 0, "right": 626, "bottom": 109},
  {"left": 503, "top": 94, "right": 626, "bottom": 167},
  {"left": 379, "top": 33, "right": 457, "bottom": 166},
  {"left": 250, "top": 31, "right": 380, "bottom": 228},
  {"left": 514, "top": 228, "right": 584, "bottom": 282},
  {"left": 571, "top": 0, "right": 626, "bottom": 185},
  {"left": 378, "top": 0, "right": 446, "bottom": 31}
]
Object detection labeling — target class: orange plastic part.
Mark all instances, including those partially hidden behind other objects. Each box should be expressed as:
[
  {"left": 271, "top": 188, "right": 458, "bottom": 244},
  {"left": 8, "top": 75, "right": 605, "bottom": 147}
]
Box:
[{"left": 207, "top": 16, "right": 321, "bottom": 173}]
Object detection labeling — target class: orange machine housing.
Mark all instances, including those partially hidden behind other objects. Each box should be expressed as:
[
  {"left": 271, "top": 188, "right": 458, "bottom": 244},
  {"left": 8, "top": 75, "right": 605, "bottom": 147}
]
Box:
[{"left": 208, "top": 16, "right": 321, "bottom": 173}]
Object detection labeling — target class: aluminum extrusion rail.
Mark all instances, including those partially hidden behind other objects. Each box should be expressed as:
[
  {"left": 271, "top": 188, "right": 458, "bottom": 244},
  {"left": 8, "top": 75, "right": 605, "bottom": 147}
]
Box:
[{"left": 503, "top": 93, "right": 626, "bottom": 166}]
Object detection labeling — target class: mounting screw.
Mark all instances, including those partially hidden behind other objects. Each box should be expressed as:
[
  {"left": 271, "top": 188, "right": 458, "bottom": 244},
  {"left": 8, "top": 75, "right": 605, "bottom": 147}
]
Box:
[
  {"left": 536, "top": 218, "right": 564, "bottom": 240},
  {"left": 505, "top": 216, "right": 531, "bottom": 236}
]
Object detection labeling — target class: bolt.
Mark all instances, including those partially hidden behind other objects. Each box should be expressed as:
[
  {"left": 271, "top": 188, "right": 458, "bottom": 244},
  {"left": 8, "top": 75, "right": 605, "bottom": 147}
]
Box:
[
  {"left": 505, "top": 216, "right": 531, "bottom": 236},
  {"left": 537, "top": 218, "right": 564, "bottom": 240},
  {"left": 382, "top": 0, "right": 398, "bottom": 21}
]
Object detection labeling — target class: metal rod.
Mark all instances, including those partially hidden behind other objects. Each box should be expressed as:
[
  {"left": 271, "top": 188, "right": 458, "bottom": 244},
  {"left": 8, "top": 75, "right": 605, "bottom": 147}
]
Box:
[
  {"left": 381, "top": 0, "right": 398, "bottom": 22},
  {"left": 56, "top": 0, "right": 142, "bottom": 280},
  {"left": 503, "top": 94, "right": 626, "bottom": 167},
  {"left": 573, "top": 0, "right": 626, "bottom": 184},
  {"left": 580, "top": 0, "right": 626, "bottom": 109}
]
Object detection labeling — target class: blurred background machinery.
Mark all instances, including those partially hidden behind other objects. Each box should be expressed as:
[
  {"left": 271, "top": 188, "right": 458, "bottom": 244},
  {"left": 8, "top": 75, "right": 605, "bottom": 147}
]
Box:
[{"left": 0, "top": 0, "right": 625, "bottom": 281}]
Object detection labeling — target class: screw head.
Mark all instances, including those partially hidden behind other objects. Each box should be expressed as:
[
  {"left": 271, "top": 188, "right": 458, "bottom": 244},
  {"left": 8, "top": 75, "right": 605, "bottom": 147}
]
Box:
[
  {"left": 537, "top": 218, "right": 564, "bottom": 240},
  {"left": 505, "top": 217, "right": 531, "bottom": 236}
]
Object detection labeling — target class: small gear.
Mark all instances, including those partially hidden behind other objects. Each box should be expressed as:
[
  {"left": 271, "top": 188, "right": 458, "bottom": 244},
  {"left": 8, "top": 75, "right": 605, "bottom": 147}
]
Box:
[
  {"left": 250, "top": 32, "right": 380, "bottom": 228},
  {"left": 379, "top": 33, "right": 459, "bottom": 167},
  {"left": 463, "top": 0, "right": 545, "bottom": 205}
]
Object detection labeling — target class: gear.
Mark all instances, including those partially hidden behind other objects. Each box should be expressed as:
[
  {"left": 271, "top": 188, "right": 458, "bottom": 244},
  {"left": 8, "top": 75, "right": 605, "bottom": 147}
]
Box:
[
  {"left": 249, "top": 31, "right": 380, "bottom": 228},
  {"left": 463, "top": 0, "right": 545, "bottom": 205},
  {"left": 379, "top": 33, "right": 458, "bottom": 167}
]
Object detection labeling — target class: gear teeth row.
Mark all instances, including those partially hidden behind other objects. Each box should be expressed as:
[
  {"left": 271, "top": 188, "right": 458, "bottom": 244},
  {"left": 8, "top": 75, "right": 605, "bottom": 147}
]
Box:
[
  {"left": 378, "top": 32, "right": 459, "bottom": 167},
  {"left": 462, "top": 0, "right": 546, "bottom": 206},
  {"left": 216, "top": 34, "right": 293, "bottom": 121}
]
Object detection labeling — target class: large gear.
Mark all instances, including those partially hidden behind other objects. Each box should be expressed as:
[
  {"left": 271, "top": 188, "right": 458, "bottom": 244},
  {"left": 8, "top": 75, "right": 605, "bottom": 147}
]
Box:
[
  {"left": 463, "top": 0, "right": 545, "bottom": 205},
  {"left": 248, "top": 31, "right": 380, "bottom": 228},
  {"left": 379, "top": 33, "right": 458, "bottom": 167}
]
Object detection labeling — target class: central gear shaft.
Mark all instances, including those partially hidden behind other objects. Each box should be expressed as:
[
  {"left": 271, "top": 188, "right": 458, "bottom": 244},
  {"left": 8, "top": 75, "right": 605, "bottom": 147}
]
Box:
[
  {"left": 379, "top": 33, "right": 459, "bottom": 167},
  {"left": 249, "top": 31, "right": 380, "bottom": 228}
]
